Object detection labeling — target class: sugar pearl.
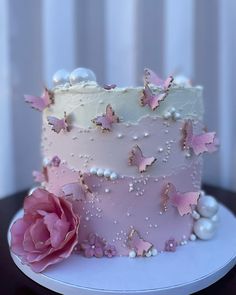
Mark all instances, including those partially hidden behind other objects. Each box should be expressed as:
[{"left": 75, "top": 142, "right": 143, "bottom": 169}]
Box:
[
  {"left": 145, "top": 251, "right": 152, "bottom": 257},
  {"left": 129, "top": 250, "right": 136, "bottom": 258},
  {"left": 117, "top": 133, "right": 123, "bottom": 139},
  {"left": 110, "top": 172, "right": 118, "bottom": 180},
  {"left": 151, "top": 248, "right": 158, "bottom": 256},
  {"left": 97, "top": 168, "right": 104, "bottom": 177},
  {"left": 190, "top": 234, "right": 197, "bottom": 241},
  {"left": 163, "top": 112, "right": 171, "bottom": 119},
  {"left": 90, "top": 167, "right": 98, "bottom": 175},
  {"left": 104, "top": 169, "right": 111, "bottom": 178}
]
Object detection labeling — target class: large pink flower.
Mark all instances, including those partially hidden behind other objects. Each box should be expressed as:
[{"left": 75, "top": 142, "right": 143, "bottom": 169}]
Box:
[{"left": 10, "top": 188, "right": 80, "bottom": 272}]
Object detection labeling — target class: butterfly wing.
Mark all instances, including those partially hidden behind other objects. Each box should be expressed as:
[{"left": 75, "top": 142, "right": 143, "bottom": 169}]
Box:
[
  {"left": 24, "top": 88, "right": 52, "bottom": 111},
  {"left": 47, "top": 116, "right": 67, "bottom": 133},
  {"left": 191, "top": 132, "right": 216, "bottom": 155},
  {"left": 141, "top": 84, "right": 166, "bottom": 110},
  {"left": 61, "top": 182, "right": 86, "bottom": 200},
  {"left": 24, "top": 95, "right": 46, "bottom": 111},
  {"left": 181, "top": 120, "right": 194, "bottom": 150},
  {"left": 129, "top": 145, "right": 156, "bottom": 173},
  {"left": 168, "top": 183, "right": 200, "bottom": 216},
  {"left": 127, "top": 229, "right": 153, "bottom": 256},
  {"left": 206, "top": 136, "right": 219, "bottom": 153},
  {"left": 106, "top": 104, "right": 119, "bottom": 124},
  {"left": 163, "top": 76, "right": 174, "bottom": 91},
  {"left": 144, "top": 68, "right": 164, "bottom": 86},
  {"left": 92, "top": 115, "right": 112, "bottom": 131},
  {"left": 79, "top": 172, "right": 92, "bottom": 194},
  {"left": 103, "top": 84, "right": 117, "bottom": 90}
]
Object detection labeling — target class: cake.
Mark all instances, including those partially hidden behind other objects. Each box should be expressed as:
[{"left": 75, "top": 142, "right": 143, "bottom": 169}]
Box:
[{"left": 10, "top": 67, "right": 219, "bottom": 272}]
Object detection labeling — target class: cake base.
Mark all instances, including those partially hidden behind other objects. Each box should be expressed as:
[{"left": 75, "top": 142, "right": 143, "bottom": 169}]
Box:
[{"left": 8, "top": 204, "right": 236, "bottom": 295}]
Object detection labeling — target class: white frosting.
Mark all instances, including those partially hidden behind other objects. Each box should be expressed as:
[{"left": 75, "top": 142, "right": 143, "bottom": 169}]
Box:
[{"left": 43, "top": 83, "right": 204, "bottom": 128}]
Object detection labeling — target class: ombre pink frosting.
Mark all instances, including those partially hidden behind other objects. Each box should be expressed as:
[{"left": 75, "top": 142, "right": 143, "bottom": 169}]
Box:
[{"left": 41, "top": 115, "right": 203, "bottom": 256}]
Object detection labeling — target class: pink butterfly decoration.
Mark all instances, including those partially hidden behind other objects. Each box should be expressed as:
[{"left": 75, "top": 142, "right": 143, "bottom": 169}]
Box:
[
  {"left": 181, "top": 120, "right": 218, "bottom": 156},
  {"left": 32, "top": 167, "right": 48, "bottom": 183},
  {"left": 144, "top": 68, "right": 174, "bottom": 89},
  {"left": 128, "top": 145, "right": 156, "bottom": 173},
  {"left": 103, "top": 84, "right": 117, "bottom": 90},
  {"left": 164, "top": 183, "right": 200, "bottom": 216},
  {"left": 50, "top": 156, "right": 61, "bottom": 167},
  {"left": 92, "top": 104, "right": 119, "bottom": 131},
  {"left": 141, "top": 84, "right": 168, "bottom": 111},
  {"left": 47, "top": 112, "right": 68, "bottom": 134},
  {"left": 127, "top": 229, "right": 153, "bottom": 256},
  {"left": 24, "top": 88, "right": 53, "bottom": 111}
]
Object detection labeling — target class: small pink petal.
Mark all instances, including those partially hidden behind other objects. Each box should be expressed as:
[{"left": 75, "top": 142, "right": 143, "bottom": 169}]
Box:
[{"left": 94, "top": 247, "right": 103, "bottom": 258}]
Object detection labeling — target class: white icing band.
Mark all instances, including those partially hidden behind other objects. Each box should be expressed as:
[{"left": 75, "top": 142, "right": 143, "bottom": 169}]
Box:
[{"left": 43, "top": 83, "right": 204, "bottom": 128}]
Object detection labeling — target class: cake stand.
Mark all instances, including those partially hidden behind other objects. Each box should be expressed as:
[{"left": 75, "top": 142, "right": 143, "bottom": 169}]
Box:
[{"left": 8, "top": 204, "right": 236, "bottom": 295}]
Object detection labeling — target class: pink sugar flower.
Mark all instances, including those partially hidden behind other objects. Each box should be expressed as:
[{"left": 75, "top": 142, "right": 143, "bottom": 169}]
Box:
[
  {"left": 165, "top": 239, "right": 178, "bottom": 252},
  {"left": 10, "top": 188, "right": 80, "bottom": 272},
  {"left": 104, "top": 244, "right": 117, "bottom": 258},
  {"left": 81, "top": 233, "right": 105, "bottom": 258}
]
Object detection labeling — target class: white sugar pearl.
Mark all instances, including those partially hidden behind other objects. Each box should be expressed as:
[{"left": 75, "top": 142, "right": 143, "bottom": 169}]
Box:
[
  {"left": 144, "top": 132, "right": 149, "bottom": 137},
  {"left": 96, "top": 168, "right": 104, "bottom": 177},
  {"left": 117, "top": 133, "right": 123, "bottom": 138},
  {"left": 190, "top": 234, "right": 197, "bottom": 241},
  {"left": 133, "top": 135, "right": 138, "bottom": 140},
  {"left": 145, "top": 251, "right": 152, "bottom": 257},
  {"left": 70, "top": 67, "right": 96, "bottom": 85},
  {"left": 170, "top": 107, "right": 176, "bottom": 114},
  {"left": 197, "top": 195, "right": 219, "bottom": 218},
  {"left": 192, "top": 210, "right": 200, "bottom": 220},
  {"left": 90, "top": 167, "right": 98, "bottom": 175},
  {"left": 163, "top": 112, "right": 171, "bottom": 119},
  {"left": 52, "top": 69, "right": 70, "bottom": 86},
  {"left": 158, "top": 147, "right": 164, "bottom": 153},
  {"left": 200, "top": 190, "right": 206, "bottom": 197},
  {"left": 193, "top": 218, "right": 216, "bottom": 240},
  {"left": 105, "top": 188, "right": 110, "bottom": 193},
  {"left": 129, "top": 250, "right": 136, "bottom": 258},
  {"left": 173, "top": 112, "right": 181, "bottom": 120},
  {"left": 151, "top": 248, "right": 158, "bottom": 256},
  {"left": 110, "top": 172, "right": 118, "bottom": 180},
  {"left": 104, "top": 169, "right": 111, "bottom": 178}
]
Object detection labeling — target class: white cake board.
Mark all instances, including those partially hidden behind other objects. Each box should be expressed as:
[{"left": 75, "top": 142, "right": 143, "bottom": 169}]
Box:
[{"left": 8, "top": 204, "right": 236, "bottom": 295}]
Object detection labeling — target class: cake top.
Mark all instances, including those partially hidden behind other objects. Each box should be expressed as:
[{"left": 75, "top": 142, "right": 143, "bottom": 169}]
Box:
[{"left": 32, "top": 68, "right": 203, "bottom": 129}]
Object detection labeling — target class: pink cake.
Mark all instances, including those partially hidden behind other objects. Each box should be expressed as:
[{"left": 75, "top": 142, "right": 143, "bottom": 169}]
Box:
[{"left": 10, "top": 68, "right": 219, "bottom": 272}]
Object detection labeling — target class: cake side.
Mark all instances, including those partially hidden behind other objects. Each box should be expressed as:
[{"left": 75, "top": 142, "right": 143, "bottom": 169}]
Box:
[
  {"left": 41, "top": 81, "right": 205, "bottom": 256},
  {"left": 9, "top": 68, "right": 219, "bottom": 273}
]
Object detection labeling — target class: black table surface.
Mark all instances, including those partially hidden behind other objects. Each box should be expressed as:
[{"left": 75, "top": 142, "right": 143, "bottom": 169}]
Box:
[{"left": 1, "top": 185, "right": 236, "bottom": 295}]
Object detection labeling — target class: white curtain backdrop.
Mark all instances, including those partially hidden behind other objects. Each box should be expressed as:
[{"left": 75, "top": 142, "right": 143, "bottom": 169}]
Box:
[{"left": 0, "top": 0, "right": 235, "bottom": 198}]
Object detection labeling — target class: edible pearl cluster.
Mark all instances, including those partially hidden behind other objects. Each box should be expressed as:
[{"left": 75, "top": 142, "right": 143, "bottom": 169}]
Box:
[
  {"left": 128, "top": 248, "right": 158, "bottom": 259},
  {"left": 52, "top": 68, "right": 96, "bottom": 87},
  {"left": 90, "top": 167, "right": 118, "bottom": 180},
  {"left": 192, "top": 191, "right": 219, "bottom": 240},
  {"left": 163, "top": 107, "right": 181, "bottom": 121}
]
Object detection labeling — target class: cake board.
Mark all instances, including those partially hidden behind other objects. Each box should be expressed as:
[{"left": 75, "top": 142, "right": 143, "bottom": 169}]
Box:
[{"left": 8, "top": 204, "right": 236, "bottom": 295}]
